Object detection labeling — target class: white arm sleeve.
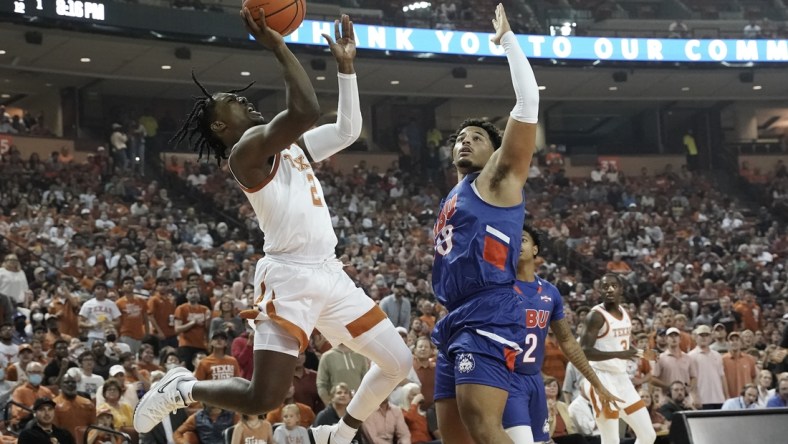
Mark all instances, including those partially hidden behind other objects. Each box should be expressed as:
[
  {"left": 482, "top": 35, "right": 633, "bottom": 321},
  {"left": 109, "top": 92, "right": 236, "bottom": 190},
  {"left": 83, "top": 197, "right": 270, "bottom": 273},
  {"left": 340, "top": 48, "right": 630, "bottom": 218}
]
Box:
[
  {"left": 302, "top": 72, "right": 362, "bottom": 162},
  {"left": 501, "top": 31, "right": 539, "bottom": 124}
]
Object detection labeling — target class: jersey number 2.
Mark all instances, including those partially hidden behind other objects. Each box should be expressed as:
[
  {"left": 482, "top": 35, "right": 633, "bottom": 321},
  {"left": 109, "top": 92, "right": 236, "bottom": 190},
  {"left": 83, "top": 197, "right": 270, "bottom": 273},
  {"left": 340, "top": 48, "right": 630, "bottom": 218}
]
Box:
[
  {"left": 522, "top": 333, "right": 538, "bottom": 363},
  {"left": 306, "top": 173, "right": 324, "bottom": 207}
]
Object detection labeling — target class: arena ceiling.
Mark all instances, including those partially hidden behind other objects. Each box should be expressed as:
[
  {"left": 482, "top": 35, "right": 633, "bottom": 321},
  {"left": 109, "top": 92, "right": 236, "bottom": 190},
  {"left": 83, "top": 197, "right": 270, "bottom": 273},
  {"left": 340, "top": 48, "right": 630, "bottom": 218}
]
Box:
[{"left": 0, "top": 23, "right": 787, "bottom": 104}]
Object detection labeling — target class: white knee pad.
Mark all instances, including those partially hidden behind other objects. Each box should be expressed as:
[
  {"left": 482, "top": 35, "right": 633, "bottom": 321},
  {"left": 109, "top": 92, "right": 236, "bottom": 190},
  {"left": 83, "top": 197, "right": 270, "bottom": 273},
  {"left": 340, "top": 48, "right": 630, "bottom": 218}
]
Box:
[{"left": 351, "top": 324, "right": 413, "bottom": 380}]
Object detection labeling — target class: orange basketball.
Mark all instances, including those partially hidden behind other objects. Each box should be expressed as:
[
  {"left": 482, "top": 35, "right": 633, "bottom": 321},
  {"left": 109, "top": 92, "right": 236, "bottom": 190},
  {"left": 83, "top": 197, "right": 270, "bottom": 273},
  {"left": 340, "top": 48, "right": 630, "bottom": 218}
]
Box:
[{"left": 243, "top": 0, "right": 306, "bottom": 37}]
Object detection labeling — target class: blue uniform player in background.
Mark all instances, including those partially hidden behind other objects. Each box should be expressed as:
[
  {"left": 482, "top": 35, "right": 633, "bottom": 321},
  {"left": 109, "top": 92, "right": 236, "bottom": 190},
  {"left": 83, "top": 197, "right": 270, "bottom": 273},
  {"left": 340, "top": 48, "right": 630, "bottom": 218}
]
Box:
[
  {"left": 431, "top": 5, "right": 541, "bottom": 443},
  {"left": 504, "top": 225, "right": 619, "bottom": 443}
]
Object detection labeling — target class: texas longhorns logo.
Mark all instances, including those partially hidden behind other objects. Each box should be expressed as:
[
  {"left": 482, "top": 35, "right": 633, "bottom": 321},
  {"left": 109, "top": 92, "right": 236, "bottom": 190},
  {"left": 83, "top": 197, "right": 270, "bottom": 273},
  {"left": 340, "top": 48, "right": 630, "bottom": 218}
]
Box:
[{"left": 282, "top": 154, "right": 310, "bottom": 172}]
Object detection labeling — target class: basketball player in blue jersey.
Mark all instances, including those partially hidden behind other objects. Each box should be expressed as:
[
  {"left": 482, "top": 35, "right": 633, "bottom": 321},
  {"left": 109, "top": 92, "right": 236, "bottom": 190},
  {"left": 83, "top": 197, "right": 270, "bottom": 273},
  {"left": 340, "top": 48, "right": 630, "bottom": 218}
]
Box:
[
  {"left": 431, "top": 4, "right": 544, "bottom": 443},
  {"left": 504, "top": 225, "right": 619, "bottom": 443}
]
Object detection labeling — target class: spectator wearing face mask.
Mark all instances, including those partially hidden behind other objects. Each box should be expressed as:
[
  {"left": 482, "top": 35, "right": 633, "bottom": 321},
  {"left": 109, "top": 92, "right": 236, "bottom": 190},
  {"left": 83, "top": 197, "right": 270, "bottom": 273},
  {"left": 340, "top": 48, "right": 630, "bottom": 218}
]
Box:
[{"left": 11, "top": 361, "right": 54, "bottom": 423}]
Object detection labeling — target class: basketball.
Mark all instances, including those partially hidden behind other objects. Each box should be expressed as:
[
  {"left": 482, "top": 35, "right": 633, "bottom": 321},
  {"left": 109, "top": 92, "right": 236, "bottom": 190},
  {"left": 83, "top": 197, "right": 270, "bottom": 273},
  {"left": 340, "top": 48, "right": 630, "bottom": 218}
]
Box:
[{"left": 243, "top": 0, "right": 306, "bottom": 37}]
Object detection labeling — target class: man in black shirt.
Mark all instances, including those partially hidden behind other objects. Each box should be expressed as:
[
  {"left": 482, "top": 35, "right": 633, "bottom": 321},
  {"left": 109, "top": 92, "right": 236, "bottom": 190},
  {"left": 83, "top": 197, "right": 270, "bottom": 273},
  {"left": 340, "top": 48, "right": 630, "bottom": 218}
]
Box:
[
  {"left": 44, "top": 339, "right": 77, "bottom": 386},
  {"left": 18, "top": 397, "right": 75, "bottom": 444},
  {"left": 658, "top": 381, "right": 695, "bottom": 422},
  {"left": 711, "top": 296, "right": 741, "bottom": 333}
]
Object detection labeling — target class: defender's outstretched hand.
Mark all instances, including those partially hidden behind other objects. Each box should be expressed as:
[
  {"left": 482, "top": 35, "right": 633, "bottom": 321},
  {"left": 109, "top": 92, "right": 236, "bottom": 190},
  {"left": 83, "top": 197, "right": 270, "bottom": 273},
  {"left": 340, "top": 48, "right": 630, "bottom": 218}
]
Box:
[
  {"left": 595, "top": 384, "right": 625, "bottom": 416},
  {"left": 322, "top": 14, "right": 357, "bottom": 65},
  {"left": 491, "top": 3, "right": 512, "bottom": 45},
  {"left": 241, "top": 7, "right": 285, "bottom": 50}
]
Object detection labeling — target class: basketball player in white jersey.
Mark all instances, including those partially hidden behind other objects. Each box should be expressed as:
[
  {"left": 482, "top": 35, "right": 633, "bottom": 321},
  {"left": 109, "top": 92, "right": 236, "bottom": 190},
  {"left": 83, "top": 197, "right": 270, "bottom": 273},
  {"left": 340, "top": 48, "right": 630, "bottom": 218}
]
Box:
[
  {"left": 580, "top": 273, "right": 657, "bottom": 444},
  {"left": 133, "top": 12, "right": 412, "bottom": 444}
]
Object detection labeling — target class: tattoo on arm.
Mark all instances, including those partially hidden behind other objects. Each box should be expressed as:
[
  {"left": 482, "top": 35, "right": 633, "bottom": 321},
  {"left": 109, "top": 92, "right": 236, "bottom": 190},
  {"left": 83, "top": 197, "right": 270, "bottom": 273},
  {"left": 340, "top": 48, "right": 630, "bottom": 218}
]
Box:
[{"left": 552, "top": 319, "right": 605, "bottom": 389}]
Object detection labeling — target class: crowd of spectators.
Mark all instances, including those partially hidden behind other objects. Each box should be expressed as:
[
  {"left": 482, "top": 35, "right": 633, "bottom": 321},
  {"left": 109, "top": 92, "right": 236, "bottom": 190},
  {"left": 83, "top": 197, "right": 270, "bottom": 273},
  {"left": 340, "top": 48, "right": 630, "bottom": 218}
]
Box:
[
  {"left": 0, "top": 106, "right": 53, "bottom": 138},
  {"left": 740, "top": 159, "right": 788, "bottom": 216},
  {"left": 1, "top": 128, "right": 787, "bottom": 443}
]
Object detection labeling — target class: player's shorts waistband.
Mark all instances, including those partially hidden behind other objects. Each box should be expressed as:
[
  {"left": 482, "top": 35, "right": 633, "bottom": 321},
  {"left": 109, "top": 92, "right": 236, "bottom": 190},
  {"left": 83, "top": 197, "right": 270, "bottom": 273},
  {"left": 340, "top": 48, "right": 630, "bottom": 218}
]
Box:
[{"left": 261, "top": 253, "right": 340, "bottom": 268}]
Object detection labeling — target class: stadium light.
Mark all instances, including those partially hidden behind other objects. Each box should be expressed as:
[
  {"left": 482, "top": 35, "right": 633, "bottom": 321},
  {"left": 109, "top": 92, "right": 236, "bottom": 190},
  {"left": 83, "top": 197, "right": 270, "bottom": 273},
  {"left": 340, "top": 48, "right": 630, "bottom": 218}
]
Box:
[{"left": 402, "top": 2, "right": 431, "bottom": 12}]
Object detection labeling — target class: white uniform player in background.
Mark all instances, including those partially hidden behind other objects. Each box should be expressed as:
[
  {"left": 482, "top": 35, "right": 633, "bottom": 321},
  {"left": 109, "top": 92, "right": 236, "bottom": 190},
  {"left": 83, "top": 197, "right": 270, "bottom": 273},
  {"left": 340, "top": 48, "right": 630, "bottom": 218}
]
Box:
[
  {"left": 134, "top": 14, "right": 411, "bottom": 444},
  {"left": 579, "top": 274, "right": 657, "bottom": 444}
]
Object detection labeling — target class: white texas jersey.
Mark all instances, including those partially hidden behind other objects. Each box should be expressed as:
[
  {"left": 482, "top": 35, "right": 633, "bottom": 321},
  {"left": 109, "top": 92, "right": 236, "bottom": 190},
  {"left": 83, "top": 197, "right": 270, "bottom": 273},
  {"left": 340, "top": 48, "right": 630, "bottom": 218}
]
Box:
[
  {"left": 230, "top": 144, "right": 337, "bottom": 261},
  {"left": 589, "top": 303, "right": 631, "bottom": 374}
]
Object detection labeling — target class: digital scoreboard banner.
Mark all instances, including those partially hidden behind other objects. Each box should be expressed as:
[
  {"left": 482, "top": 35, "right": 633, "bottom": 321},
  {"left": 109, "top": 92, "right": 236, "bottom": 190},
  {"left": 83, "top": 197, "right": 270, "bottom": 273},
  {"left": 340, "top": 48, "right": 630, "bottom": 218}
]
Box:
[{"left": 4, "top": 0, "right": 788, "bottom": 63}]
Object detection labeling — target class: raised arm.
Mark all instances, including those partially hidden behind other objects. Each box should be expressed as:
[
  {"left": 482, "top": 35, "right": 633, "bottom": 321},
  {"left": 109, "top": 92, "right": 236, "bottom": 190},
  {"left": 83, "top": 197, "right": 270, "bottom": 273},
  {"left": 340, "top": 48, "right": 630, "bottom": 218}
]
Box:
[
  {"left": 299, "top": 15, "right": 362, "bottom": 162},
  {"left": 229, "top": 7, "right": 320, "bottom": 184},
  {"left": 477, "top": 4, "right": 539, "bottom": 205}
]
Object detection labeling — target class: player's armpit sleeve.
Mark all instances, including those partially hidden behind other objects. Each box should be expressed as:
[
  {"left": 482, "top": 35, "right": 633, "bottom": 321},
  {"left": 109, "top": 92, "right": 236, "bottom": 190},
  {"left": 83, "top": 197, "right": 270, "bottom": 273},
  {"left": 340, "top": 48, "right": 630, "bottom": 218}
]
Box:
[{"left": 302, "top": 73, "right": 361, "bottom": 162}]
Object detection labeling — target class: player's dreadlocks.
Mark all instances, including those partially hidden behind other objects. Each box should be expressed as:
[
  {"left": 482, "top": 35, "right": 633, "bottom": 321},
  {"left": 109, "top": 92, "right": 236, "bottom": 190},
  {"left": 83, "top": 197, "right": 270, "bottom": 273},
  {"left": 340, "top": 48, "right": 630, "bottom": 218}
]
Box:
[{"left": 169, "top": 71, "right": 255, "bottom": 164}]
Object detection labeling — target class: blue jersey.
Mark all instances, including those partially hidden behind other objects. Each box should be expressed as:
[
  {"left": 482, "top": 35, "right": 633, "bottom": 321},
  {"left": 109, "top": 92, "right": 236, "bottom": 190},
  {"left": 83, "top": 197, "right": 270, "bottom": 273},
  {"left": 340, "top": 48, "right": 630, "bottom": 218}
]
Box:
[
  {"left": 432, "top": 172, "right": 525, "bottom": 311},
  {"left": 512, "top": 277, "right": 564, "bottom": 374}
]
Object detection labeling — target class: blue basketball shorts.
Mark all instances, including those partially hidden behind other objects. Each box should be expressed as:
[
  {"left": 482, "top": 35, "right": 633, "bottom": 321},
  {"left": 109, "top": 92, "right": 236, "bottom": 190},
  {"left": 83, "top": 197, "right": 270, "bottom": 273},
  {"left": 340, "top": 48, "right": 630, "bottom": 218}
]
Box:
[
  {"left": 432, "top": 291, "right": 527, "bottom": 401},
  {"left": 503, "top": 372, "right": 549, "bottom": 441}
]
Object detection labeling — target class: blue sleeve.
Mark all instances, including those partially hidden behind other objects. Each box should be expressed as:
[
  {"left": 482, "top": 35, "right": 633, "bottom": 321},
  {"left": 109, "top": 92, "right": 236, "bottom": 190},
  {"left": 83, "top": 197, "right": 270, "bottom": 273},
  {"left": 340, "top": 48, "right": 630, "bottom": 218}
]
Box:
[
  {"left": 551, "top": 286, "right": 565, "bottom": 322},
  {"left": 766, "top": 396, "right": 782, "bottom": 408}
]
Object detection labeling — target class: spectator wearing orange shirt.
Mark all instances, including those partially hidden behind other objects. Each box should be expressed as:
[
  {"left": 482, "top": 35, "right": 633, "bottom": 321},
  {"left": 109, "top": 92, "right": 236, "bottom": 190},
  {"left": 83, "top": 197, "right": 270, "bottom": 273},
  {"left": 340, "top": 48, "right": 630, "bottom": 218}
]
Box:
[
  {"left": 401, "top": 386, "right": 436, "bottom": 444},
  {"left": 673, "top": 314, "right": 696, "bottom": 353},
  {"left": 542, "top": 331, "right": 569, "bottom": 387},
  {"left": 43, "top": 316, "right": 73, "bottom": 353},
  {"left": 174, "top": 286, "right": 210, "bottom": 371},
  {"left": 57, "top": 146, "right": 74, "bottom": 164},
  {"left": 147, "top": 277, "right": 178, "bottom": 349},
  {"left": 264, "top": 384, "right": 315, "bottom": 428},
  {"left": 118, "top": 351, "right": 151, "bottom": 396},
  {"left": 115, "top": 276, "right": 150, "bottom": 355},
  {"left": 165, "top": 156, "right": 184, "bottom": 176},
  {"left": 412, "top": 337, "right": 436, "bottom": 408},
  {"left": 606, "top": 253, "right": 633, "bottom": 278},
  {"left": 722, "top": 331, "right": 757, "bottom": 397},
  {"left": 11, "top": 361, "right": 54, "bottom": 423},
  {"left": 49, "top": 286, "right": 81, "bottom": 338},
  {"left": 733, "top": 291, "right": 761, "bottom": 333},
  {"left": 53, "top": 373, "right": 95, "bottom": 440},
  {"left": 193, "top": 331, "right": 240, "bottom": 381},
  {"left": 417, "top": 300, "right": 436, "bottom": 332}
]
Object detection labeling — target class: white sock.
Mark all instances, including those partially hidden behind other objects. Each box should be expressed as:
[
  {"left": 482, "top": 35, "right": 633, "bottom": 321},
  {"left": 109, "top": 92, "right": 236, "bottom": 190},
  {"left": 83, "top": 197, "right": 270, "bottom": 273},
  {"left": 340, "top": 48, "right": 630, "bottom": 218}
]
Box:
[
  {"left": 177, "top": 380, "right": 197, "bottom": 404},
  {"left": 331, "top": 418, "right": 358, "bottom": 444}
]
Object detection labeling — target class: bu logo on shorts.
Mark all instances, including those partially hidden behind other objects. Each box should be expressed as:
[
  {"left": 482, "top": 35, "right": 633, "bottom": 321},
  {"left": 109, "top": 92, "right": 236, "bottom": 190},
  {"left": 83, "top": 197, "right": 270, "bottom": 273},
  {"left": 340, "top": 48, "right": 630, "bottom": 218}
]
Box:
[
  {"left": 543, "top": 418, "right": 550, "bottom": 434},
  {"left": 457, "top": 353, "right": 475, "bottom": 373}
]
